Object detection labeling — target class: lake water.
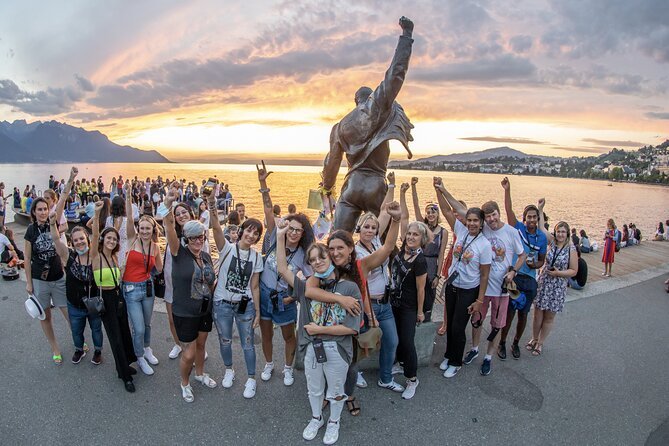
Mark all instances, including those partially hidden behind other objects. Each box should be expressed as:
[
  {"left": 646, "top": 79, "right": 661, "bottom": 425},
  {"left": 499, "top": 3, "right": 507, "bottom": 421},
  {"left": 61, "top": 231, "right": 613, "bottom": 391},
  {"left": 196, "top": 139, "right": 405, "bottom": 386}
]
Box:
[{"left": 2, "top": 162, "right": 667, "bottom": 241}]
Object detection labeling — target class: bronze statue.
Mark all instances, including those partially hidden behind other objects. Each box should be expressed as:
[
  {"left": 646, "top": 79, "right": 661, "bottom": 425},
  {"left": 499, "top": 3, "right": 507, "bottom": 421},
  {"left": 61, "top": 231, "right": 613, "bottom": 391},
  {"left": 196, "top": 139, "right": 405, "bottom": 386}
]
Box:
[{"left": 320, "top": 16, "right": 415, "bottom": 233}]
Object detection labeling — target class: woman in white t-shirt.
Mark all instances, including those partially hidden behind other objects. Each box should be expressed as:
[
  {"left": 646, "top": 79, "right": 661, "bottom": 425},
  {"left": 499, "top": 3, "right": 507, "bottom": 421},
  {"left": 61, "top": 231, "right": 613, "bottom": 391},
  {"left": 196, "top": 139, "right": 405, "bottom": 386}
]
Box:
[{"left": 211, "top": 213, "right": 264, "bottom": 399}]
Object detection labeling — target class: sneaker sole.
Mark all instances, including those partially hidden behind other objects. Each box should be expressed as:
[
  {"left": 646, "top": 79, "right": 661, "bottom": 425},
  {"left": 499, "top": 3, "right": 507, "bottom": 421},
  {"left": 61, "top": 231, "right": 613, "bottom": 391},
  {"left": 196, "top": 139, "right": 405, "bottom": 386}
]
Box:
[{"left": 72, "top": 352, "right": 86, "bottom": 364}]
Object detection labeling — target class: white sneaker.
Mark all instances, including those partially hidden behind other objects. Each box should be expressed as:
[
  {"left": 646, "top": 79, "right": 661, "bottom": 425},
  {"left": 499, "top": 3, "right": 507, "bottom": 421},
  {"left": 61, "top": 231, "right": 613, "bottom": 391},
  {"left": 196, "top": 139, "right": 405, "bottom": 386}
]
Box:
[
  {"left": 222, "top": 368, "right": 235, "bottom": 388},
  {"left": 356, "top": 372, "right": 367, "bottom": 388},
  {"left": 302, "top": 416, "right": 324, "bottom": 441},
  {"left": 439, "top": 358, "right": 449, "bottom": 371},
  {"left": 137, "top": 357, "right": 154, "bottom": 375},
  {"left": 181, "top": 383, "right": 194, "bottom": 403},
  {"left": 391, "top": 363, "right": 404, "bottom": 375},
  {"left": 261, "top": 362, "right": 274, "bottom": 381},
  {"left": 168, "top": 344, "right": 182, "bottom": 359},
  {"left": 377, "top": 379, "right": 404, "bottom": 393},
  {"left": 243, "top": 378, "right": 257, "bottom": 399},
  {"left": 401, "top": 379, "right": 419, "bottom": 400},
  {"left": 194, "top": 372, "right": 217, "bottom": 388},
  {"left": 443, "top": 365, "right": 461, "bottom": 378},
  {"left": 283, "top": 366, "right": 294, "bottom": 386},
  {"left": 144, "top": 347, "right": 159, "bottom": 365},
  {"left": 323, "top": 420, "right": 340, "bottom": 445}
]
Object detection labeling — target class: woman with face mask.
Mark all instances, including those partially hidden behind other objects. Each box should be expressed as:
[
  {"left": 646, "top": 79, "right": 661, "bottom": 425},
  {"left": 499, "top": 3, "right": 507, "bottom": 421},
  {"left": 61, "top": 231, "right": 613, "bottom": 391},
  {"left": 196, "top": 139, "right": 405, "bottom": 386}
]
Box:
[
  {"left": 51, "top": 213, "right": 104, "bottom": 366},
  {"left": 211, "top": 184, "right": 264, "bottom": 399},
  {"left": 410, "top": 177, "right": 449, "bottom": 322},
  {"left": 163, "top": 186, "right": 218, "bottom": 403},
  {"left": 322, "top": 202, "right": 401, "bottom": 412},
  {"left": 121, "top": 183, "right": 164, "bottom": 376},
  {"left": 277, "top": 227, "right": 361, "bottom": 445},
  {"left": 530, "top": 199, "right": 578, "bottom": 356},
  {"left": 91, "top": 201, "right": 137, "bottom": 392},
  {"left": 24, "top": 167, "right": 77, "bottom": 364}
]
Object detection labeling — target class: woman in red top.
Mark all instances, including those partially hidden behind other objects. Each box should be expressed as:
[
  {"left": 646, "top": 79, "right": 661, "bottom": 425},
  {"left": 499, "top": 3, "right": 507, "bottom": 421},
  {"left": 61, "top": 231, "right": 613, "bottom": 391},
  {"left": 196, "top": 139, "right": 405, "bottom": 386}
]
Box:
[
  {"left": 601, "top": 218, "right": 616, "bottom": 277},
  {"left": 121, "top": 183, "right": 163, "bottom": 375}
]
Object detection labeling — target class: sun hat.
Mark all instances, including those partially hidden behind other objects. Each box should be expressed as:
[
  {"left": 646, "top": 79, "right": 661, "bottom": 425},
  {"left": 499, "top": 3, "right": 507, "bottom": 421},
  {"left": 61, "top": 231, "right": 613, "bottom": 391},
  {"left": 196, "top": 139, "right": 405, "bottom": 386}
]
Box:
[
  {"left": 25, "top": 294, "right": 46, "bottom": 320},
  {"left": 506, "top": 279, "right": 521, "bottom": 300}
]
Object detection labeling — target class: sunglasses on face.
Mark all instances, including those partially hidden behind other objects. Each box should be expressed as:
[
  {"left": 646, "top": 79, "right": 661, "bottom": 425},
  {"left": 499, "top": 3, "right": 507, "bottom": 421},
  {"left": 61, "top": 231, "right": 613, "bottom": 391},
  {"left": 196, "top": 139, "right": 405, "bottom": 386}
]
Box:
[{"left": 188, "top": 235, "right": 206, "bottom": 242}]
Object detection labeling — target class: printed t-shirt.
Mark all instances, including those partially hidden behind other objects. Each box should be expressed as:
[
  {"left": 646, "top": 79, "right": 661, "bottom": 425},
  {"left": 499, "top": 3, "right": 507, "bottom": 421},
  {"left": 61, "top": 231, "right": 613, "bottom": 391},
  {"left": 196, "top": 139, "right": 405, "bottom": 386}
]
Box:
[
  {"left": 260, "top": 228, "right": 311, "bottom": 293},
  {"left": 24, "top": 222, "right": 64, "bottom": 281},
  {"left": 355, "top": 236, "right": 389, "bottom": 296},
  {"left": 294, "top": 277, "right": 361, "bottom": 364},
  {"left": 448, "top": 220, "right": 493, "bottom": 289},
  {"left": 213, "top": 242, "right": 263, "bottom": 302},
  {"left": 171, "top": 244, "right": 216, "bottom": 317},
  {"left": 514, "top": 221, "right": 547, "bottom": 279},
  {"left": 390, "top": 251, "right": 427, "bottom": 310},
  {"left": 65, "top": 250, "right": 98, "bottom": 307},
  {"left": 482, "top": 223, "right": 524, "bottom": 296}
]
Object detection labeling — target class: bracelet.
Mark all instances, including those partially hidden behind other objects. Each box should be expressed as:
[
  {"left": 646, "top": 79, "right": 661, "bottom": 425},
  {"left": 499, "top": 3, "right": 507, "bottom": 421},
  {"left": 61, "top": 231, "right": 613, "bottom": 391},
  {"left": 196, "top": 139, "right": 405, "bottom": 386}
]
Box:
[
  {"left": 391, "top": 217, "right": 401, "bottom": 222},
  {"left": 475, "top": 299, "right": 483, "bottom": 304},
  {"left": 258, "top": 188, "right": 270, "bottom": 193},
  {"left": 318, "top": 186, "right": 333, "bottom": 196},
  {"left": 387, "top": 184, "right": 396, "bottom": 188}
]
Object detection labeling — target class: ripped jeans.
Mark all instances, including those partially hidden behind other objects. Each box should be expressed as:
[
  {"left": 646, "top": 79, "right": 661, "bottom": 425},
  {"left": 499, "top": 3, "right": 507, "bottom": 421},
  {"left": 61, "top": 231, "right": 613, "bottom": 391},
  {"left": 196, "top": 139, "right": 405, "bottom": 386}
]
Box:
[
  {"left": 213, "top": 300, "right": 256, "bottom": 377},
  {"left": 304, "top": 342, "right": 349, "bottom": 422}
]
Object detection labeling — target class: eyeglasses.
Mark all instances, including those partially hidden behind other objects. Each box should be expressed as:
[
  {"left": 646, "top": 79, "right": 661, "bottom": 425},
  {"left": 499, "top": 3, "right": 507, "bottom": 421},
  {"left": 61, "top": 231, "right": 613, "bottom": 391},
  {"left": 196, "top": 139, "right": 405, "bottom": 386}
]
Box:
[
  {"left": 188, "top": 235, "right": 206, "bottom": 242},
  {"left": 287, "top": 226, "right": 304, "bottom": 234}
]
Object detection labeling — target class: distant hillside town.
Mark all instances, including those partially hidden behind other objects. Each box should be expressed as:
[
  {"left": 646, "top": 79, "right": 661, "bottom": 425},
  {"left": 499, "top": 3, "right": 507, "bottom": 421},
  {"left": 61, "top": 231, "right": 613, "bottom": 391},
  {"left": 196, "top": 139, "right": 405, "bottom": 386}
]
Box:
[{"left": 389, "top": 141, "right": 669, "bottom": 185}]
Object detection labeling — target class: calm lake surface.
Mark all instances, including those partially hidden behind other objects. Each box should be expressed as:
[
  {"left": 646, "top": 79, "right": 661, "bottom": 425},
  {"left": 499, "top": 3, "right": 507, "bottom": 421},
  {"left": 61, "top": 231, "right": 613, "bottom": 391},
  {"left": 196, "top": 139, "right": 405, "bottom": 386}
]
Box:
[{"left": 2, "top": 162, "right": 667, "bottom": 241}]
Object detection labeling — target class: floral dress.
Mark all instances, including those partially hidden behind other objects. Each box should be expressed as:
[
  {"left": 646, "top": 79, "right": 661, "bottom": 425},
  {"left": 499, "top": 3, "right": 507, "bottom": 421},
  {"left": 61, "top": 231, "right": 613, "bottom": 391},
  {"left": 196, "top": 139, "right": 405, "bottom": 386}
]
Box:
[{"left": 535, "top": 243, "right": 574, "bottom": 313}]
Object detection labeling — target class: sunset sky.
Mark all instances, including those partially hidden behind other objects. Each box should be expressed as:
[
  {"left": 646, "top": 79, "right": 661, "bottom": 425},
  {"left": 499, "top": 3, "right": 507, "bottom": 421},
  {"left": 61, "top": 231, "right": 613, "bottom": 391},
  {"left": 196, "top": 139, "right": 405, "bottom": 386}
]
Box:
[{"left": 1, "top": 0, "right": 668, "bottom": 162}]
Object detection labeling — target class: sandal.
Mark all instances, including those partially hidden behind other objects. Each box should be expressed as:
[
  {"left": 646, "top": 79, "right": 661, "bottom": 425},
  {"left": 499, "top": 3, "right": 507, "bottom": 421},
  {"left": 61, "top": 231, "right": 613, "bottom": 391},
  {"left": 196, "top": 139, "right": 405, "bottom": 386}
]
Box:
[
  {"left": 531, "top": 344, "right": 543, "bottom": 356},
  {"left": 52, "top": 354, "right": 63, "bottom": 365},
  {"left": 525, "top": 339, "right": 537, "bottom": 351},
  {"left": 346, "top": 397, "right": 361, "bottom": 416}
]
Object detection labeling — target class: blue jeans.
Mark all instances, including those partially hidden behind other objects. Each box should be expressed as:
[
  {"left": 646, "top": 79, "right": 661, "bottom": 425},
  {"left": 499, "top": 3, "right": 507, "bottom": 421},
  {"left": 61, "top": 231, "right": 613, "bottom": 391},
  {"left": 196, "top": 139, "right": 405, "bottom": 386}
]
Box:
[
  {"left": 372, "top": 301, "right": 399, "bottom": 384},
  {"left": 123, "top": 280, "right": 155, "bottom": 357},
  {"left": 213, "top": 300, "right": 256, "bottom": 377},
  {"left": 67, "top": 302, "right": 103, "bottom": 351}
]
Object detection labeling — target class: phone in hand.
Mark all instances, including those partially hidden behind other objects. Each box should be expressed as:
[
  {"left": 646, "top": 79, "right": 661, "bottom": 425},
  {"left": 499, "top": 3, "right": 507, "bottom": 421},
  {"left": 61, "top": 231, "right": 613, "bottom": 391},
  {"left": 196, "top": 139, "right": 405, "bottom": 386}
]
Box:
[{"left": 203, "top": 177, "right": 217, "bottom": 195}]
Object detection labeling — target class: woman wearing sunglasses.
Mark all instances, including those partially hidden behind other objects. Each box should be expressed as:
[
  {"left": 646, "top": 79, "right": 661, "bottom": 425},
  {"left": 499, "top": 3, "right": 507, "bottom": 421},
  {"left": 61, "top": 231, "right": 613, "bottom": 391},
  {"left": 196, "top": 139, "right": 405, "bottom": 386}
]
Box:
[
  {"left": 434, "top": 179, "right": 491, "bottom": 378},
  {"left": 163, "top": 186, "right": 217, "bottom": 403},
  {"left": 410, "top": 177, "right": 448, "bottom": 322}
]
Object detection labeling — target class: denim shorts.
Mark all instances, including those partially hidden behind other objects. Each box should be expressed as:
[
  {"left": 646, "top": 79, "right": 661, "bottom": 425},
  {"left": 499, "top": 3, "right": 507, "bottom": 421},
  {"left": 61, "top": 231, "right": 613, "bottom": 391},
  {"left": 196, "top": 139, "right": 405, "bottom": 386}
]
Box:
[{"left": 259, "top": 281, "right": 297, "bottom": 326}]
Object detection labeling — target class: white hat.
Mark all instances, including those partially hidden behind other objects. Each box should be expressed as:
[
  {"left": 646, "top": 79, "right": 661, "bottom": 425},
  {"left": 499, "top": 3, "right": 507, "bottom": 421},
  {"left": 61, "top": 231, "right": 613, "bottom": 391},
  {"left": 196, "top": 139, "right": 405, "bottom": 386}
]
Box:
[{"left": 25, "top": 294, "right": 46, "bottom": 321}]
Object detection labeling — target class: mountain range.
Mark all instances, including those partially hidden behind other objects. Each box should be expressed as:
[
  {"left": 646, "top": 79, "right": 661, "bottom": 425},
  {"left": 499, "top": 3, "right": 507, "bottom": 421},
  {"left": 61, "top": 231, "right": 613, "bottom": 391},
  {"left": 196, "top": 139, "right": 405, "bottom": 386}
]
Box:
[
  {"left": 388, "top": 146, "right": 555, "bottom": 167},
  {"left": 0, "top": 120, "right": 169, "bottom": 163}
]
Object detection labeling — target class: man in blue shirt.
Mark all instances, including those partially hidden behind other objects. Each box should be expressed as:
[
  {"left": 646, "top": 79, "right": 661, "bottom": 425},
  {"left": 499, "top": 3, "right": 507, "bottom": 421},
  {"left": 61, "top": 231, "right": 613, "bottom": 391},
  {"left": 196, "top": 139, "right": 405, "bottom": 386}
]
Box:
[{"left": 499, "top": 178, "right": 547, "bottom": 360}]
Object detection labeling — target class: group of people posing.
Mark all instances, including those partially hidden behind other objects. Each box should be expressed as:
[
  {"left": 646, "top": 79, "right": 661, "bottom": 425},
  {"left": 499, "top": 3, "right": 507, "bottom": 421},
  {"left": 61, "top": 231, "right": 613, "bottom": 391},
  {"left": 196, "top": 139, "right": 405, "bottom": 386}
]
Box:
[{"left": 21, "top": 164, "right": 580, "bottom": 445}]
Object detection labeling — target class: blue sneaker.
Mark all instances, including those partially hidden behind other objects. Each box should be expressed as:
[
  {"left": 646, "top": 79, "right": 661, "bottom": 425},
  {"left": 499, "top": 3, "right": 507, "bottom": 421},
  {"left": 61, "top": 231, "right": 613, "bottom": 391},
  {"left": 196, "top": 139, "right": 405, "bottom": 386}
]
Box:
[
  {"left": 463, "top": 349, "right": 479, "bottom": 365},
  {"left": 480, "top": 358, "right": 492, "bottom": 376}
]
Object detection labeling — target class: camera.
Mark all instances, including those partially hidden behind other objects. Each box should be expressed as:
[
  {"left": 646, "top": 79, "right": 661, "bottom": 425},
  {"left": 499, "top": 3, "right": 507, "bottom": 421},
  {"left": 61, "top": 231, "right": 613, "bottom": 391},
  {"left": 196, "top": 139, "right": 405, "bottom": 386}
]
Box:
[
  {"left": 270, "top": 290, "right": 279, "bottom": 311},
  {"left": 237, "top": 295, "right": 250, "bottom": 314},
  {"left": 312, "top": 338, "right": 327, "bottom": 364},
  {"left": 389, "top": 287, "right": 402, "bottom": 307},
  {"left": 445, "top": 270, "right": 459, "bottom": 286},
  {"left": 203, "top": 177, "right": 217, "bottom": 195}
]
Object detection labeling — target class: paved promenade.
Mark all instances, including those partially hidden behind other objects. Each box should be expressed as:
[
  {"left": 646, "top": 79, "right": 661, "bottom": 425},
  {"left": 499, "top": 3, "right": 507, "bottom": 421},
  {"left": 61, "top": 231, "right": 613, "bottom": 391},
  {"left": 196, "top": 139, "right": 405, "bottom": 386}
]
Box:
[{"left": 1, "top": 258, "right": 668, "bottom": 445}]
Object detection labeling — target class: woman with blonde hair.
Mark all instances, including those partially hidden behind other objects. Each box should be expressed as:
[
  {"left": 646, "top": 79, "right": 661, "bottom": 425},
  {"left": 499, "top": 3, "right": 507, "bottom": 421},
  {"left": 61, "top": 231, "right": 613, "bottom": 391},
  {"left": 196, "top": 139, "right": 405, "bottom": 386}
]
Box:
[{"left": 529, "top": 199, "right": 578, "bottom": 356}]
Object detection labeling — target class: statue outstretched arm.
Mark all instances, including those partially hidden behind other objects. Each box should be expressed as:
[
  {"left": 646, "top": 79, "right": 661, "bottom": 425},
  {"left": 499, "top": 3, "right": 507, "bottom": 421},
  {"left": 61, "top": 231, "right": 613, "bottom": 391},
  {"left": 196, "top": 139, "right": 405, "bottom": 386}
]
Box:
[
  {"left": 369, "top": 17, "right": 414, "bottom": 114},
  {"left": 321, "top": 125, "right": 343, "bottom": 192}
]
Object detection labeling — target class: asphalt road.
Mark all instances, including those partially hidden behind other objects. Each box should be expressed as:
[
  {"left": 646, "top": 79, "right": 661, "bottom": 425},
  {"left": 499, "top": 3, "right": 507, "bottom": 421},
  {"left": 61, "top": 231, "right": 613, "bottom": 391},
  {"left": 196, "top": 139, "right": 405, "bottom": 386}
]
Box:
[{"left": 1, "top": 275, "right": 668, "bottom": 446}]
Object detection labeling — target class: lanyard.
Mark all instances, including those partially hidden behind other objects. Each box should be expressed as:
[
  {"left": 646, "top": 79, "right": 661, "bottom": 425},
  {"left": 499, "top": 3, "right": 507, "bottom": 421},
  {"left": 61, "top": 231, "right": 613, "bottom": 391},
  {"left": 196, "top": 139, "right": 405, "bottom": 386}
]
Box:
[
  {"left": 236, "top": 243, "right": 251, "bottom": 279},
  {"left": 549, "top": 244, "right": 567, "bottom": 268}
]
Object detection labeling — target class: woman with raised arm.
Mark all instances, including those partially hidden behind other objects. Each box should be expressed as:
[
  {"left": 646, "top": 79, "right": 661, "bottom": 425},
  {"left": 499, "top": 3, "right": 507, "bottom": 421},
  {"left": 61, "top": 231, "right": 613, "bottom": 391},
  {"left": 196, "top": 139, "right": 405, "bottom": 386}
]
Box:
[
  {"left": 24, "top": 167, "right": 77, "bottom": 364},
  {"left": 210, "top": 185, "right": 264, "bottom": 399},
  {"left": 121, "top": 182, "right": 163, "bottom": 376},
  {"left": 410, "top": 177, "right": 448, "bottom": 322},
  {"left": 105, "top": 195, "right": 129, "bottom": 268},
  {"left": 529, "top": 199, "right": 578, "bottom": 356},
  {"left": 278, "top": 223, "right": 361, "bottom": 445},
  {"left": 318, "top": 202, "right": 402, "bottom": 411},
  {"left": 90, "top": 200, "right": 137, "bottom": 392},
  {"left": 51, "top": 202, "right": 104, "bottom": 366},
  {"left": 434, "top": 179, "right": 492, "bottom": 378},
  {"left": 163, "top": 186, "right": 217, "bottom": 403},
  {"left": 256, "top": 161, "right": 314, "bottom": 386}
]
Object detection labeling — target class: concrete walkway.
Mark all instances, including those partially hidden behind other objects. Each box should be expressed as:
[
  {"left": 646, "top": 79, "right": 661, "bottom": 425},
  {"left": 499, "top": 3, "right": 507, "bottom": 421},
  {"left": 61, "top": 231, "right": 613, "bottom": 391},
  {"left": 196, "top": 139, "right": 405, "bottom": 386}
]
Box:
[{"left": 1, "top": 262, "right": 668, "bottom": 445}]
